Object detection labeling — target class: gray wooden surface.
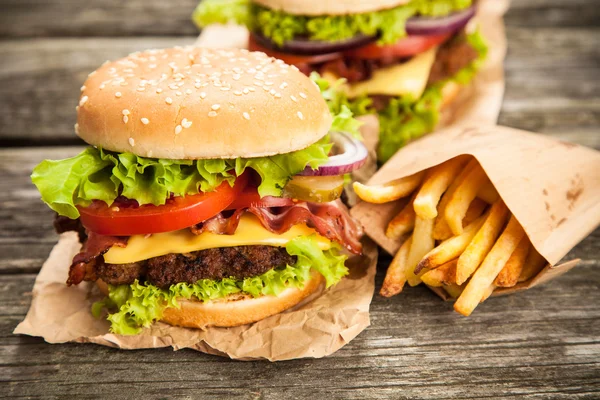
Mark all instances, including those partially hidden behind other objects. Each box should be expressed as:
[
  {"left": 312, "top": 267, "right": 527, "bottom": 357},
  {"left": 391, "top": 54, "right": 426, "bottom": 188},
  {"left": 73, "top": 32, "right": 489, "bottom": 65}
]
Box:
[{"left": 1, "top": 0, "right": 599, "bottom": 398}]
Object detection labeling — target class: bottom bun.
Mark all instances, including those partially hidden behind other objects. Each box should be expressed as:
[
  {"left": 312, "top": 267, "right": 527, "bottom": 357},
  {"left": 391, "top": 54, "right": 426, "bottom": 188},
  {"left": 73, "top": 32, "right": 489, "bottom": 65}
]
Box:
[{"left": 97, "top": 271, "right": 325, "bottom": 329}]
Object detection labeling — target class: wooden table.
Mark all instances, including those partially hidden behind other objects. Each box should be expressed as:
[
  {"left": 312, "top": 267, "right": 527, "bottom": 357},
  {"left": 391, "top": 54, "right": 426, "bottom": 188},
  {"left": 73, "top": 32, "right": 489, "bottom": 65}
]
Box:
[{"left": 1, "top": 1, "right": 599, "bottom": 398}]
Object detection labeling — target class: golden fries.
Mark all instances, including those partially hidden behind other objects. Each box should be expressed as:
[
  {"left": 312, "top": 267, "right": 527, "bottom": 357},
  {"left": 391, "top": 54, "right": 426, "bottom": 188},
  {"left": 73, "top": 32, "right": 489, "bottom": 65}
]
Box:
[
  {"left": 433, "top": 159, "right": 479, "bottom": 240},
  {"left": 421, "top": 260, "right": 457, "bottom": 287},
  {"left": 386, "top": 192, "right": 417, "bottom": 240},
  {"left": 357, "top": 155, "right": 546, "bottom": 316},
  {"left": 454, "top": 216, "right": 526, "bottom": 316},
  {"left": 353, "top": 171, "right": 425, "bottom": 204},
  {"left": 416, "top": 214, "right": 487, "bottom": 273},
  {"left": 380, "top": 236, "right": 412, "bottom": 297},
  {"left": 494, "top": 237, "right": 530, "bottom": 287},
  {"left": 405, "top": 216, "right": 435, "bottom": 286},
  {"left": 518, "top": 247, "right": 548, "bottom": 283},
  {"left": 444, "top": 166, "right": 489, "bottom": 235},
  {"left": 413, "top": 157, "right": 470, "bottom": 219},
  {"left": 456, "top": 200, "right": 509, "bottom": 285},
  {"left": 477, "top": 181, "right": 500, "bottom": 204}
]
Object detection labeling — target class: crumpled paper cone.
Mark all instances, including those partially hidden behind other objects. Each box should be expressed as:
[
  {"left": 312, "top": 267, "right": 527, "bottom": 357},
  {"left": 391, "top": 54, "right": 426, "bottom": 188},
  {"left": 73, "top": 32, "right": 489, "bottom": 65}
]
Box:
[
  {"left": 351, "top": 124, "right": 600, "bottom": 297},
  {"left": 14, "top": 232, "right": 377, "bottom": 360}
]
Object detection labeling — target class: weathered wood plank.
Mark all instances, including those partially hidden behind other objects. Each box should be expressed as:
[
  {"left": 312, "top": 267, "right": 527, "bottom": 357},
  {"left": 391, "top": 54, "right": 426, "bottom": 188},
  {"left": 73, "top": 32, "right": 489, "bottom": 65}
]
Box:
[
  {"left": 0, "top": 0, "right": 598, "bottom": 38},
  {"left": 1, "top": 27, "right": 599, "bottom": 147},
  {"left": 1, "top": 261, "right": 599, "bottom": 398}
]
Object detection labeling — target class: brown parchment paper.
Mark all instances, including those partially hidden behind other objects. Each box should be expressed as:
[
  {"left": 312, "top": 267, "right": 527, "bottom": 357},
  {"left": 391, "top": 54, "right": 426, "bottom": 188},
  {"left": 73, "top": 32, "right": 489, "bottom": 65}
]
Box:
[
  {"left": 351, "top": 124, "right": 600, "bottom": 298},
  {"left": 14, "top": 232, "right": 377, "bottom": 360},
  {"left": 194, "top": 0, "right": 509, "bottom": 134}
]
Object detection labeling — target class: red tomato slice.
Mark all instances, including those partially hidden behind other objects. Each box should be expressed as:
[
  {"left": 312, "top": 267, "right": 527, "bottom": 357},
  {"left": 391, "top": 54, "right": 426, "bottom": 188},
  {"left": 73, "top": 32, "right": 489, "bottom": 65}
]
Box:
[
  {"left": 78, "top": 173, "right": 249, "bottom": 236},
  {"left": 227, "top": 185, "right": 295, "bottom": 210},
  {"left": 345, "top": 33, "right": 452, "bottom": 60},
  {"left": 248, "top": 35, "right": 342, "bottom": 66}
]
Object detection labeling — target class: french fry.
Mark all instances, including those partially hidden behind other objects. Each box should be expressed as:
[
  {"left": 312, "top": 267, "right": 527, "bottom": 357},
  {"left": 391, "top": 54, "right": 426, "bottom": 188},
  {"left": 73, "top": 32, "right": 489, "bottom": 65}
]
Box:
[
  {"left": 480, "top": 284, "right": 496, "bottom": 302},
  {"left": 405, "top": 216, "right": 435, "bottom": 286},
  {"left": 380, "top": 236, "right": 412, "bottom": 297},
  {"left": 421, "top": 260, "right": 457, "bottom": 287},
  {"left": 518, "top": 246, "right": 548, "bottom": 282},
  {"left": 444, "top": 165, "right": 489, "bottom": 235},
  {"left": 433, "top": 198, "right": 488, "bottom": 240},
  {"left": 462, "top": 198, "right": 488, "bottom": 227},
  {"left": 443, "top": 284, "right": 464, "bottom": 299},
  {"left": 413, "top": 157, "right": 470, "bottom": 219},
  {"left": 386, "top": 192, "right": 417, "bottom": 239},
  {"left": 433, "top": 158, "right": 479, "bottom": 240},
  {"left": 416, "top": 213, "right": 487, "bottom": 273},
  {"left": 494, "top": 237, "right": 530, "bottom": 287},
  {"left": 454, "top": 216, "right": 526, "bottom": 316},
  {"left": 456, "top": 200, "right": 510, "bottom": 285},
  {"left": 477, "top": 181, "right": 500, "bottom": 204},
  {"left": 353, "top": 171, "right": 425, "bottom": 204}
]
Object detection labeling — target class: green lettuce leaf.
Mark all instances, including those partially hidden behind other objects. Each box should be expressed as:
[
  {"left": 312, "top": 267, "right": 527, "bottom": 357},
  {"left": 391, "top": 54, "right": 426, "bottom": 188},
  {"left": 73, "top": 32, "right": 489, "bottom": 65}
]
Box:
[
  {"left": 192, "top": 0, "right": 472, "bottom": 46},
  {"left": 93, "top": 236, "right": 349, "bottom": 335},
  {"left": 32, "top": 141, "right": 330, "bottom": 219}
]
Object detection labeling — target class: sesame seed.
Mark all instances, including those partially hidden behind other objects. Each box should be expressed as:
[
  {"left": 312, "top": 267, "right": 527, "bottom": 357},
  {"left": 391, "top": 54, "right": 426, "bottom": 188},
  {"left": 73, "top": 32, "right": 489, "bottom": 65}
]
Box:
[
  {"left": 249, "top": 87, "right": 256, "bottom": 92},
  {"left": 176, "top": 91, "right": 182, "bottom": 96},
  {"left": 195, "top": 82, "right": 202, "bottom": 89},
  {"left": 297, "top": 111, "right": 304, "bottom": 120},
  {"left": 182, "top": 119, "right": 193, "bottom": 128},
  {"left": 99, "top": 84, "right": 106, "bottom": 90},
  {"left": 165, "top": 97, "right": 173, "bottom": 105},
  {"left": 211, "top": 104, "right": 220, "bottom": 111},
  {"left": 220, "top": 87, "right": 230, "bottom": 91},
  {"left": 129, "top": 137, "right": 135, "bottom": 146},
  {"left": 79, "top": 96, "right": 88, "bottom": 106},
  {"left": 243, "top": 112, "right": 250, "bottom": 120},
  {"left": 265, "top": 81, "right": 273, "bottom": 86},
  {"left": 175, "top": 125, "right": 183, "bottom": 134},
  {"left": 208, "top": 111, "right": 218, "bottom": 117},
  {"left": 74, "top": 123, "right": 79, "bottom": 134},
  {"left": 122, "top": 109, "right": 130, "bottom": 115},
  {"left": 200, "top": 92, "right": 207, "bottom": 99},
  {"left": 290, "top": 95, "right": 298, "bottom": 102},
  {"left": 232, "top": 74, "right": 241, "bottom": 80},
  {"left": 279, "top": 82, "right": 288, "bottom": 89},
  {"left": 115, "top": 92, "right": 122, "bottom": 98},
  {"left": 141, "top": 118, "right": 149, "bottom": 125},
  {"left": 186, "top": 89, "right": 192, "bottom": 94},
  {"left": 234, "top": 90, "right": 242, "bottom": 96},
  {"left": 156, "top": 88, "right": 162, "bottom": 93},
  {"left": 137, "top": 87, "right": 145, "bottom": 92},
  {"left": 275, "top": 93, "right": 281, "bottom": 98},
  {"left": 269, "top": 89, "right": 276, "bottom": 95},
  {"left": 80, "top": 85, "right": 86, "bottom": 92},
  {"left": 123, "top": 115, "right": 129, "bottom": 124},
  {"left": 299, "top": 92, "right": 307, "bottom": 99}
]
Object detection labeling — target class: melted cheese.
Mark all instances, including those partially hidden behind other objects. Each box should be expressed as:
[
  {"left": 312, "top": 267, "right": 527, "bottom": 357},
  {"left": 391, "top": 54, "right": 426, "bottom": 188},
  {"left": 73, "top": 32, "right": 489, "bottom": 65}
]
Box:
[
  {"left": 103, "top": 214, "right": 331, "bottom": 264},
  {"left": 343, "top": 47, "right": 438, "bottom": 99}
]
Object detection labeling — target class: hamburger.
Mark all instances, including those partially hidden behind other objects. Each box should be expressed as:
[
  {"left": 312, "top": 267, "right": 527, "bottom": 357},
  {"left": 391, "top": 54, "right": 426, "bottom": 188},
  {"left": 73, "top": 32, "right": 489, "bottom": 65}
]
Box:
[
  {"left": 31, "top": 47, "right": 367, "bottom": 335},
  {"left": 193, "top": 0, "right": 488, "bottom": 162}
]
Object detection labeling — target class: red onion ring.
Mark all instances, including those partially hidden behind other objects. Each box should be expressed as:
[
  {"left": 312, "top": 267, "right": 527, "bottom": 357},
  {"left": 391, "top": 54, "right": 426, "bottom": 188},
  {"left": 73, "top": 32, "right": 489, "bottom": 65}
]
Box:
[
  {"left": 251, "top": 32, "right": 377, "bottom": 55},
  {"left": 406, "top": 6, "right": 476, "bottom": 36},
  {"left": 299, "top": 131, "right": 368, "bottom": 176}
]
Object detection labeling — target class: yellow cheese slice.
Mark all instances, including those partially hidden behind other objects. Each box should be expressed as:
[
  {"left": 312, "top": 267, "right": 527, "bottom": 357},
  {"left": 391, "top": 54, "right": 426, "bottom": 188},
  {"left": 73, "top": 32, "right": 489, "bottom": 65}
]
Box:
[
  {"left": 345, "top": 46, "right": 438, "bottom": 99},
  {"left": 103, "top": 214, "right": 331, "bottom": 264}
]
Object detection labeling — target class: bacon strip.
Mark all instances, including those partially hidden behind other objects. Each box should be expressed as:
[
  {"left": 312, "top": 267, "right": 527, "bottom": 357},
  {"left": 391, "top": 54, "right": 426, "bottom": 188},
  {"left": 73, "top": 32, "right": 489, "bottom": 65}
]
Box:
[
  {"left": 191, "top": 201, "right": 363, "bottom": 255},
  {"left": 67, "top": 232, "right": 127, "bottom": 285}
]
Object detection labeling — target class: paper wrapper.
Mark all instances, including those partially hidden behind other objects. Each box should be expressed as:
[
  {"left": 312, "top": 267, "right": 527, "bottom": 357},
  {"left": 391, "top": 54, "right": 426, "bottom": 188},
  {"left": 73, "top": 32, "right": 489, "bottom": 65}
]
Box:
[
  {"left": 14, "top": 233, "right": 377, "bottom": 360},
  {"left": 351, "top": 124, "right": 600, "bottom": 298},
  {"left": 194, "top": 0, "right": 509, "bottom": 135}
]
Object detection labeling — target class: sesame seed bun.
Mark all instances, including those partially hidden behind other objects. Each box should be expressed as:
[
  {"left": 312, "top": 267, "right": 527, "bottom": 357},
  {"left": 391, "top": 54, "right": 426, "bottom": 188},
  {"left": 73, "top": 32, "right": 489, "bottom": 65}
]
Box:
[
  {"left": 76, "top": 47, "right": 332, "bottom": 159},
  {"left": 252, "top": 0, "right": 410, "bottom": 16},
  {"left": 96, "top": 271, "right": 324, "bottom": 329}
]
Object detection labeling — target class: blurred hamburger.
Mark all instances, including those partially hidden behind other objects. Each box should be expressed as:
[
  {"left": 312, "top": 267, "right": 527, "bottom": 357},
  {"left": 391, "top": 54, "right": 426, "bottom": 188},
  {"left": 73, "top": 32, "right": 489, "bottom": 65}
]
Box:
[
  {"left": 31, "top": 47, "right": 367, "bottom": 335},
  {"left": 194, "top": 0, "right": 488, "bottom": 162}
]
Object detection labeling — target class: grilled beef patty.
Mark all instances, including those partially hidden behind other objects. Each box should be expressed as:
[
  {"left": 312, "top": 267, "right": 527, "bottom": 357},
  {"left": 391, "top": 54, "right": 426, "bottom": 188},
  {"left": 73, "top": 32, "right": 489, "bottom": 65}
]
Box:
[{"left": 94, "top": 246, "right": 296, "bottom": 288}]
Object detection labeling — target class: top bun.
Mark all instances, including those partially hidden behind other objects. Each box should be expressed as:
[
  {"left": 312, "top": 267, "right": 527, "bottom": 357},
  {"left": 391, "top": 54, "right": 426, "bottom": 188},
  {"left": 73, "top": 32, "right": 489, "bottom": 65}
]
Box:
[
  {"left": 76, "top": 47, "right": 332, "bottom": 159},
  {"left": 252, "top": 0, "right": 409, "bottom": 16}
]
